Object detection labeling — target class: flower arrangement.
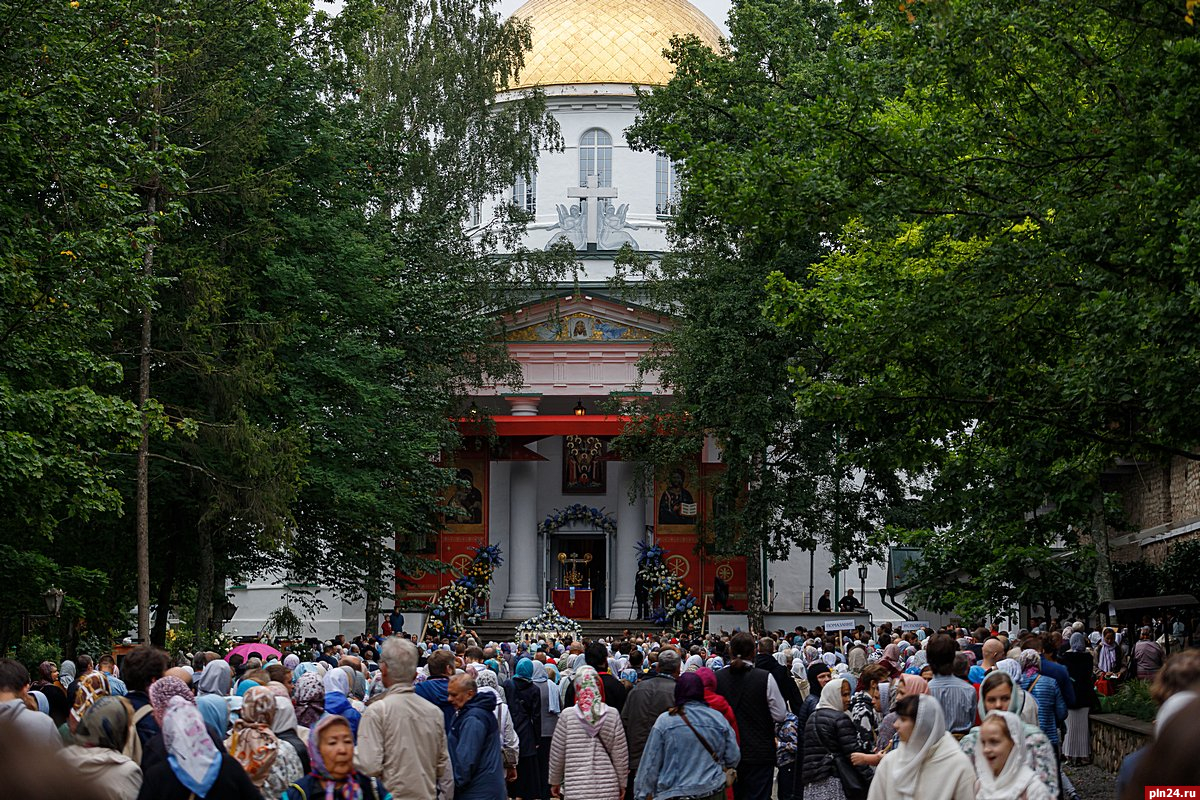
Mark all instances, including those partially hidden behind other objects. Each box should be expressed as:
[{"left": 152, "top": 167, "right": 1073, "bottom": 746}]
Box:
[
  {"left": 428, "top": 543, "right": 503, "bottom": 636},
  {"left": 515, "top": 602, "right": 583, "bottom": 641},
  {"left": 537, "top": 504, "right": 617, "bottom": 537},
  {"left": 635, "top": 541, "right": 702, "bottom": 632}
]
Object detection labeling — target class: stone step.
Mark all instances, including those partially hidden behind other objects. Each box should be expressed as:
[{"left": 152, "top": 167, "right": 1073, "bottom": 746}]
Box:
[{"left": 467, "top": 617, "right": 664, "bottom": 643}]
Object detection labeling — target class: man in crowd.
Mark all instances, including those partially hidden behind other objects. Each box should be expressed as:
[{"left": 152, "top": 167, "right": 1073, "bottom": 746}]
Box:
[
  {"left": 357, "top": 637, "right": 453, "bottom": 799},
  {"left": 0, "top": 658, "right": 61, "bottom": 749},
  {"left": 622, "top": 648, "right": 681, "bottom": 797},
  {"left": 415, "top": 648, "right": 457, "bottom": 731},
  {"left": 448, "top": 672, "right": 506, "bottom": 799},
  {"left": 564, "top": 640, "right": 627, "bottom": 711},
  {"left": 926, "top": 634, "right": 976, "bottom": 735},
  {"left": 1133, "top": 625, "right": 1167, "bottom": 679},
  {"left": 121, "top": 644, "right": 169, "bottom": 750},
  {"left": 837, "top": 589, "right": 863, "bottom": 612},
  {"left": 754, "top": 637, "right": 805, "bottom": 715},
  {"left": 97, "top": 654, "right": 126, "bottom": 697},
  {"left": 716, "top": 632, "right": 787, "bottom": 800},
  {"left": 981, "top": 637, "right": 1006, "bottom": 673}
]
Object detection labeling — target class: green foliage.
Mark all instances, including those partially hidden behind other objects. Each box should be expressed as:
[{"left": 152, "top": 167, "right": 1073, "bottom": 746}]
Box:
[
  {"left": 13, "top": 635, "right": 61, "bottom": 678},
  {"left": 1101, "top": 679, "right": 1156, "bottom": 723},
  {"left": 633, "top": 0, "right": 1200, "bottom": 619}
]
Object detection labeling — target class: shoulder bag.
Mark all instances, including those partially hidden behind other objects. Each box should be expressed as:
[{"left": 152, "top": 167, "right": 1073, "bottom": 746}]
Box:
[
  {"left": 677, "top": 707, "right": 737, "bottom": 789},
  {"left": 813, "top": 713, "right": 869, "bottom": 800}
]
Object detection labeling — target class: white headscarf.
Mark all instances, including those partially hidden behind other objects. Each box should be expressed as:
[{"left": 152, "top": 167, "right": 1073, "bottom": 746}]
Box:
[
  {"left": 530, "top": 661, "right": 561, "bottom": 714},
  {"left": 684, "top": 654, "right": 704, "bottom": 673},
  {"left": 995, "top": 659, "right": 1022, "bottom": 684},
  {"left": 1155, "top": 690, "right": 1199, "bottom": 736},
  {"left": 975, "top": 711, "right": 1038, "bottom": 800},
  {"left": 791, "top": 657, "right": 806, "bottom": 678},
  {"left": 322, "top": 667, "right": 349, "bottom": 696},
  {"left": 891, "top": 694, "right": 948, "bottom": 800},
  {"left": 815, "top": 677, "right": 849, "bottom": 713}
]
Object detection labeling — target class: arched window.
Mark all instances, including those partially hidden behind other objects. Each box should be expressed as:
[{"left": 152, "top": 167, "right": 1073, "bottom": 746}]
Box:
[
  {"left": 513, "top": 172, "right": 536, "bottom": 214},
  {"left": 656, "top": 154, "right": 679, "bottom": 217},
  {"left": 578, "top": 128, "right": 613, "bottom": 188}
]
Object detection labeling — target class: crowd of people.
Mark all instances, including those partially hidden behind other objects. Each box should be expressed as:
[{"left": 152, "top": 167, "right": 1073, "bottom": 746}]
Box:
[{"left": 0, "top": 616, "right": 1197, "bottom": 800}]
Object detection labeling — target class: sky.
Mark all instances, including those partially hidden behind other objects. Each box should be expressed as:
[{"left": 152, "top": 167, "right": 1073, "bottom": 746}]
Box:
[{"left": 321, "top": 0, "right": 734, "bottom": 35}]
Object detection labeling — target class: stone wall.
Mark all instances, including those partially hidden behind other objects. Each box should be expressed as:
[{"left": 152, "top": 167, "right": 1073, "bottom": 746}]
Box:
[
  {"left": 1090, "top": 713, "right": 1152, "bottom": 773},
  {"left": 1113, "top": 455, "right": 1200, "bottom": 563}
]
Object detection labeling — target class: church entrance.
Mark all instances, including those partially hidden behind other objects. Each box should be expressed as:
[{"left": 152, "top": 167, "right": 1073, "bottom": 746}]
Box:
[{"left": 548, "top": 533, "right": 608, "bottom": 619}]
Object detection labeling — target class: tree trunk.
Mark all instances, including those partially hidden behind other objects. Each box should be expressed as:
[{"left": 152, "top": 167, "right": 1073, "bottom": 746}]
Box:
[
  {"left": 195, "top": 523, "right": 215, "bottom": 649},
  {"left": 150, "top": 551, "right": 176, "bottom": 647},
  {"left": 135, "top": 15, "right": 162, "bottom": 644},
  {"left": 746, "top": 544, "right": 765, "bottom": 633},
  {"left": 1092, "top": 488, "right": 1115, "bottom": 625}
]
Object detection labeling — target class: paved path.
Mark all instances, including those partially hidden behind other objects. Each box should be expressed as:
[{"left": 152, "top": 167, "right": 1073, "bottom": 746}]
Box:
[{"left": 1065, "top": 762, "right": 1116, "bottom": 800}]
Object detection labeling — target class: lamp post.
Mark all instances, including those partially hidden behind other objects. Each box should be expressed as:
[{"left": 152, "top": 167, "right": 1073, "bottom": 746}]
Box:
[
  {"left": 219, "top": 598, "right": 238, "bottom": 624},
  {"left": 573, "top": 399, "right": 586, "bottom": 416},
  {"left": 44, "top": 588, "right": 65, "bottom": 616},
  {"left": 858, "top": 565, "right": 868, "bottom": 598}
]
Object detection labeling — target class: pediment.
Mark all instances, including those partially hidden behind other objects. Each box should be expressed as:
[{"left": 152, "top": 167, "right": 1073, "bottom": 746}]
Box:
[{"left": 497, "top": 294, "right": 671, "bottom": 343}]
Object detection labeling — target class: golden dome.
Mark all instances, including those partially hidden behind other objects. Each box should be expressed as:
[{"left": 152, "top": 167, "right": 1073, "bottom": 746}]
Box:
[{"left": 509, "top": 0, "right": 723, "bottom": 90}]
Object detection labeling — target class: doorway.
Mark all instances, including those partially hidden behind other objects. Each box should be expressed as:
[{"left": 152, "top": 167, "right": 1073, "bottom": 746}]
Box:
[{"left": 549, "top": 534, "right": 608, "bottom": 619}]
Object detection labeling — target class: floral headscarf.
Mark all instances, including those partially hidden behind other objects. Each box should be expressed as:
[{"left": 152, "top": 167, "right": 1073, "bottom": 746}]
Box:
[
  {"left": 294, "top": 672, "right": 325, "bottom": 728},
  {"left": 225, "top": 685, "right": 279, "bottom": 787},
  {"left": 163, "top": 696, "right": 221, "bottom": 797},
  {"left": 307, "top": 715, "right": 360, "bottom": 799},
  {"left": 1018, "top": 649, "right": 1041, "bottom": 680},
  {"left": 150, "top": 676, "right": 196, "bottom": 728},
  {"left": 572, "top": 665, "right": 607, "bottom": 729}
]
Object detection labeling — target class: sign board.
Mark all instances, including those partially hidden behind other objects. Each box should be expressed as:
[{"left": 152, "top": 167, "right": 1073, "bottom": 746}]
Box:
[
  {"left": 824, "top": 619, "right": 856, "bottom": 632},
  {"left": 900, "top": 620, "right": 930, "bottom": 630}
]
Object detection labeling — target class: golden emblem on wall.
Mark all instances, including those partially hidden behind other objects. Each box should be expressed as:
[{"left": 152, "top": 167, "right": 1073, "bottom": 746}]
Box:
[
  {"left": 716, "top": 564, "right": 734, "bottom": 582},
  {"left": 666, "top": 554, "right": 690, "bottom": 579},
  {"left": 451, "top": 554, "right": 472, "bottom": 575}
]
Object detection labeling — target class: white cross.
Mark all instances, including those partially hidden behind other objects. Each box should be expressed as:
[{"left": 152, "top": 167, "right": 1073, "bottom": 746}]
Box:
[{"left": 567, "top": 174, "right": 619, "bottom": 247}]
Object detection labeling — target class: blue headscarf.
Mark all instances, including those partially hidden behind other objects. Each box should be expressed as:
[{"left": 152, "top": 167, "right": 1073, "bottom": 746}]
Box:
[{"left": 515, "top": 658, "right": 534, "bottom": 680}]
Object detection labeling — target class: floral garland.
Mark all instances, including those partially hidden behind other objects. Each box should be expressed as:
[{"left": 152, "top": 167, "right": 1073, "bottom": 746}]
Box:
[
  {"left": 537, "top": 504, "right": 617, "bottom": 537},
  {"left": 427, "top": 544, "right": 503, "bottom": 637},
  {"left": 635, "top": 541, "right": 702, "bottom": 631},
  {"left": 515, "top": 602, "right": 583, "bottom": 641}
]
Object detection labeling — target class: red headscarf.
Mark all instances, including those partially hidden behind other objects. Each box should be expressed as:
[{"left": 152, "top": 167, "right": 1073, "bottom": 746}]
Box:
[{"left": 695, "top": 667, "right": 739, "bottom": 742}]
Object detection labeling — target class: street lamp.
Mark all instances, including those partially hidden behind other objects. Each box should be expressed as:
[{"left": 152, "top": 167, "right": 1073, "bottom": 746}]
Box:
[
  {"left": 857, "top": 565, "right": 868, "bottom": 597},
  {"left": 43, "top": 588, "right": 64, "bottom": 617},
  {"left": 573, "top": 400, "right": 586, "bottom": 416},
  {"left": 219, "top": 598, "right": 239, "bottom": 622}
]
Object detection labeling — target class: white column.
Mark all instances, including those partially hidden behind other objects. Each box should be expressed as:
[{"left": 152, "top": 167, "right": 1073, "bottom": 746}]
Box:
[
  {"left": 612, "top": 461, "right": 645, "bottom": 619},
  {"left": 502, "top": 395, "right": 543, "bottom": 618}
]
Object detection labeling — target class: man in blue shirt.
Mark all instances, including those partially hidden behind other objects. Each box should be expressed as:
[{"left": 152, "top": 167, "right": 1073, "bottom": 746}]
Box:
[{"left": 925, "top": 634, "right": 977, "bottom": 734}]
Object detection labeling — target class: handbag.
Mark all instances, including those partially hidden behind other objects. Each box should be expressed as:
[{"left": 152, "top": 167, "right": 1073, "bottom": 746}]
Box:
[
  {"left": 813, "top": 715, "right": 869, "bottom": 800},
  {"left": 677, "top": 707, "right": 737, "bottom": 789}
]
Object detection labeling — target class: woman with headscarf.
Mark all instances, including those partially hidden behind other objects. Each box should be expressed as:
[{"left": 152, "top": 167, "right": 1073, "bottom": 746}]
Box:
[
  {"left": 64, "top": 696, "right": 143, "bottom": 800},
  {"left": 136, "top": 696, "right": 261, "bottom": 799},
  {"left": 321, "top": 668, "right": 361, "bottom": 740},
  {"left": 547, "top": 665, "right": 628, "bottom": 800},
  {"left": 271, "top": 696, "right": 310, "bottom": 775},
  {"left": 283, "top": 714, "right": 387, "bottom": 800},
  {"left": 1017, "top": 649, "right": 1066, "bottom": 753},
  {"left": 71, "top": 670, "right": 111, "bottom": 734},
  {"left": 1060, "top": 631, "right": 1096, "bottom": 765},
  {"left": 282, "top": 654, "right": 300, "bottom": 672},
  {"left": 958, "top": 671, "right": 1057, "bottom": 798},
  {"left": 799, "top": 678, "right": 870, "bottom": 800},
  {"left": 294, "top": 672, "right": 325, "bottom": 729},
  {"left": 866, "top": 694, "right": 973, "bottom": 800},
  {"left": 529, "top": 660, "right": 560, "bottom": 798},
  {"left": 227, "top": 685, "right": 302, "bottom": 795},
  {"left": 798, "top": 662, "right": 832, "bottom": 735},
  {"left": 60, "top": 660, "right": 77, "bottom": 694},
  {"left": 876, "top": 674, "right": 928, "bottom": 754},
  {"left": 848, "top": 664, "right": 888, "bottom": 766},
  {"left": 684, "top": 653, "right": 705, "bottom": 673},
  {"left": 972, "top": 711, "right": 1051, "bottom": 800},
  {"left": 31, "top": 665, "right": 71, "bottom": 734},
  {"left": 476, "top": 669, "right": 521, "bottom": 773},
  {"left": 503, "top": 658, "right": 542, "bottom": 800},
  {"left": 790, "top": 658, "right": 811, "bottom": 700},
  {"left": 196, "top": 659, "right": 233, "bottom": 738},
  {"left": 1096, "top": 627, "right": 1126, "bottom": 681},
  {"left": 695, "top": 667, "right": 738, "bottom": 741}
]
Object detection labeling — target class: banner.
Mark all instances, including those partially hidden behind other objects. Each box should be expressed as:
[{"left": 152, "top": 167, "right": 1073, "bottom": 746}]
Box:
[{"left": 824, "top": 619, "right": 856, "bottom": 632}]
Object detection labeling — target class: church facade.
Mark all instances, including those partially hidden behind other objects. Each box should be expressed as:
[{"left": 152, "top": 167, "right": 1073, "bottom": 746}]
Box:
[{"left": 395, "top": 0, "right": 889, "bottom": 626}]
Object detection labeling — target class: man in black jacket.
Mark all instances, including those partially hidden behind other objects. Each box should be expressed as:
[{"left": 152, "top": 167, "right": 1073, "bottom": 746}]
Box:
[
  {"left": 564, "top": 640, "right": 627, "bottom": 711},
  {"left": 754, "top": 636, "right": 805, "bottom": 715},
  {"left": 620, "top": 648, "right": 680, "bottom": 797},
  {"left": 716, "top": 632, "right": 787, "bottom": 800}
]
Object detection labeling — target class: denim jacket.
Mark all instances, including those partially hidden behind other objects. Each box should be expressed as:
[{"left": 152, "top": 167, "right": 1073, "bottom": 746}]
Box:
[{"left": 633, "top": 701, "right": 740, "bottom": 800}]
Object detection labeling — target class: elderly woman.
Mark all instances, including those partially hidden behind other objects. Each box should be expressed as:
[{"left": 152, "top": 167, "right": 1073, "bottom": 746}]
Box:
[
  {"left": 476, "top": 669, "right": 521, "bottom": 774},
  {"left": 1060, "top": 632, "right": 1096, "bottom": 765},
  {"left": 64, "top": 696, "right": 143, "bottom": 800},
  {"left": 293, "top": 672, "right": 325, "bottom": 728},
  {"left": 548, "top": 666, "right": 628, "bottom": 800},
  {"left": 136, "top": 695, "right": 260, "bottom": 799},
  {"left": 228, "top": 685, "right": 302, "bottom": 795},
  {"left": 322, "top": 667, "right": 361, "bottom": 739},
  {"left": 283, "top": 715, "right": 387, "bottom": 800}
]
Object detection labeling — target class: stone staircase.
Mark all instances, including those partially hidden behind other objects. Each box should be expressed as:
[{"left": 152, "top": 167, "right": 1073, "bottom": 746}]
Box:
[{"left": 469, "top": 617, "right": 659, "bottom": 643}]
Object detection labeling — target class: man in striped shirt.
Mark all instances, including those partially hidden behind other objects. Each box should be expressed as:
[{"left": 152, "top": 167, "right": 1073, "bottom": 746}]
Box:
[{"left": 925, "top": 634, "right": 977, "bottom": 735}]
